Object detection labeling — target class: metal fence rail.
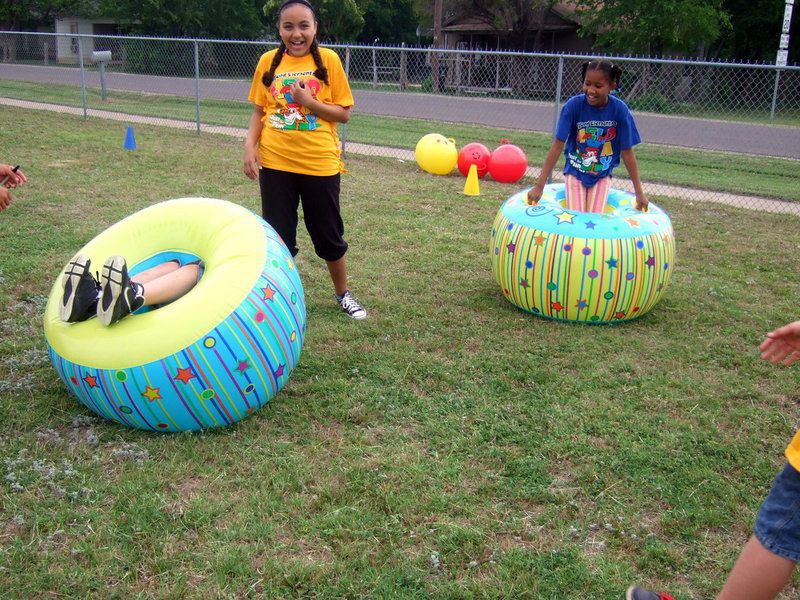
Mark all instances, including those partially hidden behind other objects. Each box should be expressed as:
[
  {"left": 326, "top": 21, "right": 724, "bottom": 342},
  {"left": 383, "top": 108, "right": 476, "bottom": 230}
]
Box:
[{"left": 1, "top": 31, "right": 799, "bottom": 211}]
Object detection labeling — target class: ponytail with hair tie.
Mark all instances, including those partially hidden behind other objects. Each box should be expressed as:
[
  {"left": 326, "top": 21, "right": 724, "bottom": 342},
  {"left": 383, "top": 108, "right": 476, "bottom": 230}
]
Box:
[{"left": 581, "top": 59, "right": 623, "bottom": 91}]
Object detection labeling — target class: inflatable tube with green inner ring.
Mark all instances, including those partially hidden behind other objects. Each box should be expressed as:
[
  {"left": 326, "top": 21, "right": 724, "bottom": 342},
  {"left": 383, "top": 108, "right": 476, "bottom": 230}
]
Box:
[{"left": 44, "top": 198, "right": 305, "bottom": 431}]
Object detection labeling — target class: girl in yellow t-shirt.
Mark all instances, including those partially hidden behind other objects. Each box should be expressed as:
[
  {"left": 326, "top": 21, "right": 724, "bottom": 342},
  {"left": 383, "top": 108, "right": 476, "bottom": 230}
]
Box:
[{"left": 243, "top": 0, "right": 365, "bottom": 319}]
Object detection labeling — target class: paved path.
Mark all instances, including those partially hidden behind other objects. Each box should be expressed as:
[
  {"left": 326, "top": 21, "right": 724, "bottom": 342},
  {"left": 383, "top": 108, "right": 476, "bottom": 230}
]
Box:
[
  {"left": 2, "top": 63, "right": 799, "bottom": 159},
  {"left": 3, "top": 96, "right": 798, "bottom": 216}
]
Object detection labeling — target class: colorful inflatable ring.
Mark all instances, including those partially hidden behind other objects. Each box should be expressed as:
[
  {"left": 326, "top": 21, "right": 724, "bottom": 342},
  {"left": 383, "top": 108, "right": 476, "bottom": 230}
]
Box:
[
  {"left": 490, "top": 183, "right": 675, "bottom": 323},
  {"left": 43, "top": 198, "right": 306, "bottom": 431}
]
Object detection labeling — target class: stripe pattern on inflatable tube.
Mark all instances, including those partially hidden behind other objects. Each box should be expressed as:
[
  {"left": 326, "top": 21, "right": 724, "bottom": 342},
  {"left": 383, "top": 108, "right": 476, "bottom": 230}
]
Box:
[
  {"left": 44, "top": 198, "right": 305, "bottom": 431},
  {"left": 490, "top": 184, "right": 675, "bottom": 323}
]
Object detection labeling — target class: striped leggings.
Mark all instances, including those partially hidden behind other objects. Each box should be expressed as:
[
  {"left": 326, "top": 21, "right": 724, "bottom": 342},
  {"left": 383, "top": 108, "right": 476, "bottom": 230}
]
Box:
[{"left": 564, "top": 174, "right": 611, "bottom": 213}]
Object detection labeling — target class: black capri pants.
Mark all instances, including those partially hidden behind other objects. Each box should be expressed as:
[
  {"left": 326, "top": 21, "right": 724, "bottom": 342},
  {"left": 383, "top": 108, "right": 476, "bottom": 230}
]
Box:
[{"left": 258, "top": 168, "right": 348, "bottom": 262}]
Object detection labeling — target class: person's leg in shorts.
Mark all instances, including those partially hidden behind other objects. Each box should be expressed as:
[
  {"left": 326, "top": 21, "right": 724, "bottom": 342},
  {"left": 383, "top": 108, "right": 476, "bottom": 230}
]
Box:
[
  {"left": 298, "top": 172, "right": 348, "bottom": 269},
  {"left": 298, "top": 173, "right": 366, "bottom": 319},
  {"left": 714, "top": 462, "right": 800, "bottom": 600},
  {"left": 259, "top": 168, "right": 301, "bottom": 256},
  {"left": 626, "top": 463, "right": 799, "bottom": 600}
]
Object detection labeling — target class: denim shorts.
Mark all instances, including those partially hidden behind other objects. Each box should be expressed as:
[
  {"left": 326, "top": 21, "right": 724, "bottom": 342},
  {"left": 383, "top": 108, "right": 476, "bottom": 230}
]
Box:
[{"left": 754, "top": 462, "right": 800, "bottom": 562}]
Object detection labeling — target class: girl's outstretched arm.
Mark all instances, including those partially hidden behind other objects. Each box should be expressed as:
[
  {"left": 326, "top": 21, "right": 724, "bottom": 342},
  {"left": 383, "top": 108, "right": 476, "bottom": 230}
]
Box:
[
  {"left": 620, "top": 148, "right": 648, "bottom": 211},
  {"left": 527, "top": 139, "right": 565, "bottom": 205},
  {"left": 760, "top": 320, "right": 800, "bottom": 366}
]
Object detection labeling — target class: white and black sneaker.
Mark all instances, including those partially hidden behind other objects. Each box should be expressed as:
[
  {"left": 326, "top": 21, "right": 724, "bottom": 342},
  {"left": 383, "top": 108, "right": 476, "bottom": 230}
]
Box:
[
  {"left": 59, "top": 253, "right": 100, "bottom": 323},
  {"left": 336, "top": 291, "right": 367, "bottom": 320},
  {"left": 97, "top": 255, "right": 145, "bottom": 326}
]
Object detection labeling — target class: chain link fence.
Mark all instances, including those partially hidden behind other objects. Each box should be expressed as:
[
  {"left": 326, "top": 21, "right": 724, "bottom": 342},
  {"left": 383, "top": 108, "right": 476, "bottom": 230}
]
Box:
[{"left": 1, "top": 32, "right": 799, "bottom": 212}]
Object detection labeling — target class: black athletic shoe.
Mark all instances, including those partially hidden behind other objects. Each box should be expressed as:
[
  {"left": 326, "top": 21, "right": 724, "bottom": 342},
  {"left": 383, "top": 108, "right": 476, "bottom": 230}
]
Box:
[
  {"left": 97, "top": 255, "right": 145, "bottom": 326},
  {"left": 59, "top": 253, "right": 100, "bottom": 323},
  {"left": 336, "top": 291, "right": 367, "bottom": 319}
]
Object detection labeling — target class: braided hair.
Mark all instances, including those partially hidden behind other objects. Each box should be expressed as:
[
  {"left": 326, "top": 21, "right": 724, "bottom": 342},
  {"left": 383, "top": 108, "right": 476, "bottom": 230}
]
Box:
[
  {"left": 581, "top": 59, "right": 623, "bottom": 91},
  {"left": 261, "top": 0, "right": 329, "bottom": 88}
]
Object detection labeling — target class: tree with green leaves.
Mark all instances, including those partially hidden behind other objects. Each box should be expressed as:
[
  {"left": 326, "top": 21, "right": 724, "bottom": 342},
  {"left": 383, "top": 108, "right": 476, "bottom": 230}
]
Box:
[
  {"left": 1, "top": 0, "right": 98, "bottom": 62},
  {"left": 713, "top": 0, "right": 798, "bottom": 62},
  {"left": 573, "top": 0, "right": 732, "bottom": 56},
  {"left": 464, "top": 0, "right": 558, "bottom": 51},
  {"left": 434, "top": 1, "right": 559, "bottom": 94},
  {"left": 262, "top": 0, "right": 364, "bottom": 42},
  {"left": 356, "top": 0, "right": 420, "bottom": 45},
  {"left": 0, "top": 0, "right": 98, "bottom": 31},
  {"left": 102, "top": 0, "right": 267, "bottom": 39}
]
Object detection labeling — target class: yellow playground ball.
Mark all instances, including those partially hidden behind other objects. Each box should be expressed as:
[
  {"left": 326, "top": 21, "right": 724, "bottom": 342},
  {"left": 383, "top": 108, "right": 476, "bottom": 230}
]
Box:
[{"left": 415, "top": 133, "right": 458, "bottom": 175}]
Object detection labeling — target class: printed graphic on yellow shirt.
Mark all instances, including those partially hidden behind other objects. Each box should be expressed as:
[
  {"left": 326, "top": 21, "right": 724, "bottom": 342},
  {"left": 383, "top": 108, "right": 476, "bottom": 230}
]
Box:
[{"left": 268, "top": 76, "right": 322, "bottom": 131}]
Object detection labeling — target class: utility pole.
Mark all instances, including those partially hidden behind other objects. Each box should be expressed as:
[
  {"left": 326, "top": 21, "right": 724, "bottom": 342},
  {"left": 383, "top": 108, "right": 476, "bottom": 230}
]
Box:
[
  {"left": 432, "top": 0, "right": 443, "bottom": 93},
  {"left": 771, "top": 0, "right": 795, "bottom": 123},
  {"left": 777, "top": 0, "right": 795, "bottom": 67}
]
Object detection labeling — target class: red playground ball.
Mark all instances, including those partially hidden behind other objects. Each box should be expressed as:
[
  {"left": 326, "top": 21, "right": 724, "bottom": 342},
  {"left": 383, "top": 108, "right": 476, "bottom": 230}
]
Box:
[
  {"left": 488, "top": 139, "right": 528, "bottom": 183},
  {"left": 457, "top": 142, "right": 492, "bottom": 178}
]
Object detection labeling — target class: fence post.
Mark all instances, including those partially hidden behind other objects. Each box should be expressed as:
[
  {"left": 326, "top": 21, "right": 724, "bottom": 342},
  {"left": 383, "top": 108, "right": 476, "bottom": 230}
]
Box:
[
  {"left": 551, "top": 57, "right": 564, "bottom": 128},
  {"left": 455, "top": 51, "right": 463, "bottom": 94},
  {"left": 772, "top": 0, "right": 795, "bottom": 123},
  {"left": 769, "top": 67, "right": 782, "bottom": 124},
  {"left": 78, "top": 37, "right": 88, "bottom": 119},
  {"left": 194, "top": 41, "right": 201, "bottom": 135},
  {"left": 400, "top": 42, "right": 408, "bottom": 90},
  {"left": 548, "top": 55, "right": 565, "bottom": 184}
]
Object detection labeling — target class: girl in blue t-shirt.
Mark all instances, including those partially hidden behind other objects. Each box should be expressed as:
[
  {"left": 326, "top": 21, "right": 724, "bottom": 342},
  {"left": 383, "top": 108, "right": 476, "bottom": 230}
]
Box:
[{"left": 527, "top": 60, "right": 649, "bottom": 213}]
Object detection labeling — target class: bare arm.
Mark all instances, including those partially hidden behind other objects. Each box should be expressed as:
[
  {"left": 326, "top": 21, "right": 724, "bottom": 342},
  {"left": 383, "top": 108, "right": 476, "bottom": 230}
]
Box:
[
  {"left": 243, "top": 105, "right": 265, "bottom": 181},
  {"left": 620, "top": 148, "right": 649, "bottom": 211},
  {"left": 527, "top": 139, "right": 565, "bottom": 205}
]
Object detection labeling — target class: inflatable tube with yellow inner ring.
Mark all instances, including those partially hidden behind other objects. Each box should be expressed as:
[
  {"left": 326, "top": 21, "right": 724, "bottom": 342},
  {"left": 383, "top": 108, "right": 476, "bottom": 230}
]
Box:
[
  {"left": 44, "top": 198, "right": 306, "bottom": 431},
  {"left": 490, "top": 183, "right": 675, "bottom": 323}
]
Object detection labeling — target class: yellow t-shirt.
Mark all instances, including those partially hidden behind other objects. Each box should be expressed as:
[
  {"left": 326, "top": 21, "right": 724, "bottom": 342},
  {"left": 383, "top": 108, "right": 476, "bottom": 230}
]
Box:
[
  {"left": 787, "top": 430, "right": 800, "bottom": 470},
  {"left": 248, "top": 47, "right": 354, "bottom": 176}
]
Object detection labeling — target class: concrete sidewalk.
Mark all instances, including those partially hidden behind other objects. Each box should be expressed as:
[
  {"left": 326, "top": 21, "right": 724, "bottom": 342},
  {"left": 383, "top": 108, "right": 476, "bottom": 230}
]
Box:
[{"left": 3, "top": 96, "right": 798, "bottom": 216}]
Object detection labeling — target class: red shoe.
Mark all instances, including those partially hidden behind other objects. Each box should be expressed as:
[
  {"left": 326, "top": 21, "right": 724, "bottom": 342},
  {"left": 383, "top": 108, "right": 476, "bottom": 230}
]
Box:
[{"left": 626, "top": 586, "right": 677, "bottom": 600}]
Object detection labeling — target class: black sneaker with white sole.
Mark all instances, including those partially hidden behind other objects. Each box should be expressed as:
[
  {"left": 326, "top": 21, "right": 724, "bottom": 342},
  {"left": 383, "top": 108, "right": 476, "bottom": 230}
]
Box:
[
  {"left": 336, "top": 291, "right": 367, "bottom": 319},
  {"left": 98, "top": 255, "right": 145, "bottom": 326},
  {"left": 59, "top": 253, "right": 100, "bottom": 323}
]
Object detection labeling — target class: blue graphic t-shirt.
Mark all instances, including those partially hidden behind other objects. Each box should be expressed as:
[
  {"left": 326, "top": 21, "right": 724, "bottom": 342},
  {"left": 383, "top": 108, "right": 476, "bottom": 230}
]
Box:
[{"left": 555, "top": 94, "right": 641, "bottom": 188}]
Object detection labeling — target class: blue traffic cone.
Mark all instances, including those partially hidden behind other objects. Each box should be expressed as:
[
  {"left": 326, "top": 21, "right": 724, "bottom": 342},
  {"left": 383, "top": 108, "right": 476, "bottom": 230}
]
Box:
[{"left": 123, "top": 125, "right": 137, "bottom": 150}]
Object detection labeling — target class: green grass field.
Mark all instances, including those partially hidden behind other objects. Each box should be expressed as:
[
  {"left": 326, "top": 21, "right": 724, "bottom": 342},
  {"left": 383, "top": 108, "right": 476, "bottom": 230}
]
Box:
[{"left": 1, "top": 106, "right": 799, "bottom": 599}]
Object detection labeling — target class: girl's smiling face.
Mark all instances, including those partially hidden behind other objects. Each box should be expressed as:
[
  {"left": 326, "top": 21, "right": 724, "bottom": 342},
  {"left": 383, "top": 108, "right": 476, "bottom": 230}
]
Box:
[
  {"left": 278, "top": 3, "right": 317, "bottom": 57},
  {"left": 582, "top": 68, "right": 616, "bottom": 108}
]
